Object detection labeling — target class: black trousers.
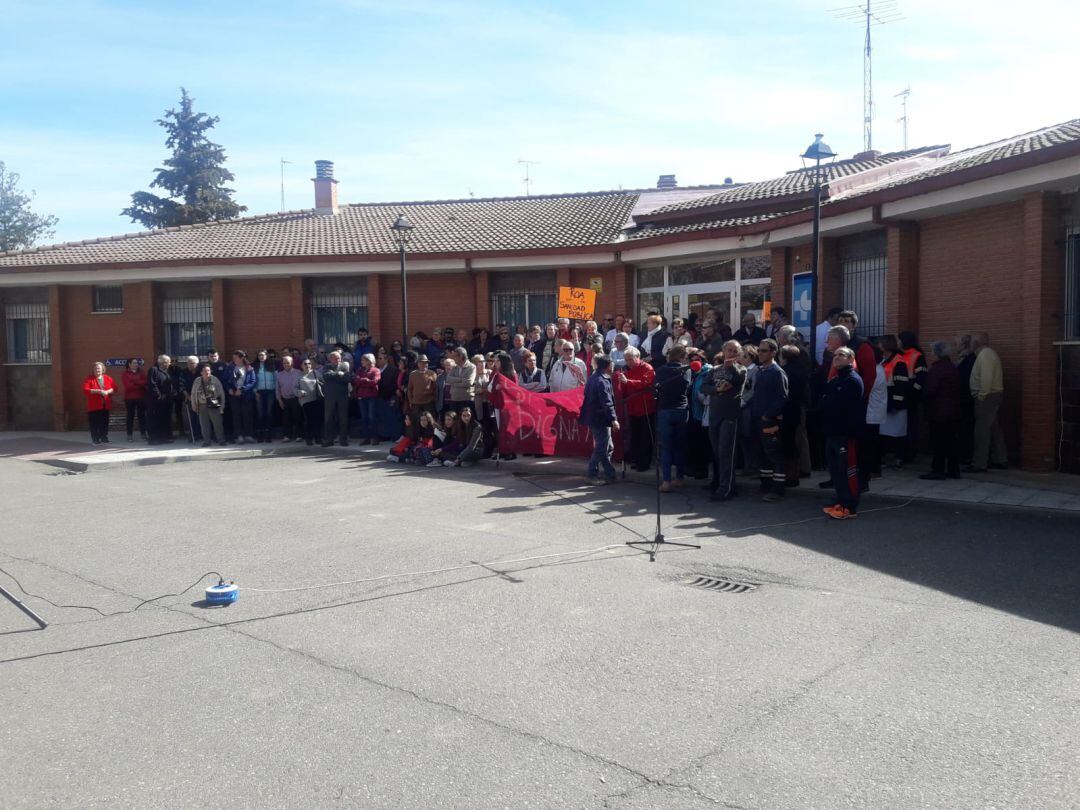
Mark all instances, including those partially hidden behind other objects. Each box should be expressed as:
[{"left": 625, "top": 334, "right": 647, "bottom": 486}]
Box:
[
  {"left": 146, "top": 403, "right": 172, "bottom": 443},
  {"left": 301, "top": 400, "right": 324, "bottom": 444},
  {"left": 324, "top": 397, "right": 349, "bottom": 444},
  {"left": 629, "top": 413, "right": 655, "bottom": 471},
  {"left": 826, "top": 436, "right": 859, "bottom": 512},
  {"left": 280, "top": 397, "right": 303, "bottom": 440},
  {"left": 124, "top": 400, "right": 146, "bottom": 437},
  {"left": 88, "top": 410, "right": 110, "bottom": 442},
  {"left": 755, "top": 426, "right": 786, "bottom": 495},
  {"left": 930, "top": 419, "right": 960, "bottom": 475}
]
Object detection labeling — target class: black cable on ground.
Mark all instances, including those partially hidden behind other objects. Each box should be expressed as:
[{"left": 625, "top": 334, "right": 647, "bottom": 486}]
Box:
[
  {"left": 511, "top": 471, "right": 653, "bottom": 542},
  {"left": 0, "top": 567, "right": 223, "bottom": 618}
]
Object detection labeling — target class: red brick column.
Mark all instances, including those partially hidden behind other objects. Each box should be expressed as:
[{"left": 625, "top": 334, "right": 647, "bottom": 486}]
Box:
[
  {"left": 212, "top": 279, "right": 228, "bottom": 352},
  {"left": 48, "top": 285, "right": 68, "bottom": 430},
  {"left": 1020, "top": 191, "right": 1063, "bottom": 470},
  {"left": 612, "top": 263, "right": 633, "bottom": 319},
  {"left": 769, "top": 247, "right": 789, "bottom": 315},
  {"left": 818, "top": 238, "right": 842, "bottom": 315},
  {"left": 886, "top": 223, "right": 920, "bottom": 334},
  {"left": 473, "top": 271, "right": 491, "bottom": 330},
  {"left": 289, "top": 276, "right": 307, "bottom": 345}
]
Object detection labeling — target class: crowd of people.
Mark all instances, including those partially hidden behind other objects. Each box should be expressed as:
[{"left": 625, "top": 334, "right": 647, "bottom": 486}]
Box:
[{"left": 81, "top": 308, "right": 1008, "bottom": 518}]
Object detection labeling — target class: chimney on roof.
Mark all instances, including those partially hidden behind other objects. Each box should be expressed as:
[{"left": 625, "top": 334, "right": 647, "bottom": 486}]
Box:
[
  {"left": 313, "top": 160, "right": 339, "bottom": 214},
  {"left": 851, "top": 149, "right": 882, "bottom": 162},
  {"left": 656, "top": 174, "right": 677, "bottom": 190}
]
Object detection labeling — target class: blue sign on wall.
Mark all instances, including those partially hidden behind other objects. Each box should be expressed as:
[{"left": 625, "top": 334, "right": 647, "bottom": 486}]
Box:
[{"left": 791, "top": 272, "right": 813, "bottom": 333}]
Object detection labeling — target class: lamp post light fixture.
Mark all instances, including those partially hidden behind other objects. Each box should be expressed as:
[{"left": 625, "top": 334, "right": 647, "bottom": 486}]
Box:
[
  {"left": 390, "top": 214, "right": 415, "bottom": 350},
  {"left": 801, "top": 133, "right": 837, "bottom": 360}
]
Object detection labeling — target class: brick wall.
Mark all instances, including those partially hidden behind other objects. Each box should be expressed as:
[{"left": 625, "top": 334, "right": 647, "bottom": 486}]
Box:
[
  {"left": 223, "top": 278, "right": 296, "bottom": 353},
  {"left": 60, "top": 283, "right": 157, "bottom": 429},
  {"left": 917, "top": 200, "right": 1026, "bottom": 458}
]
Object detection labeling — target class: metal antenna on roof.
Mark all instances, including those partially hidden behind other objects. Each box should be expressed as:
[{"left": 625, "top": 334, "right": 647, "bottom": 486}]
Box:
[
  {"left": 895, "top": 86, "right": 911, "bottom": 149},
  {"left": 830, "top": 0, "right": 904, "bottom": 152},
  {"left": 517, "top": 158, "right": 540, "bottom": 196},
  {"left": 279, "top": 158, "right": 293, "bottom": 212}
]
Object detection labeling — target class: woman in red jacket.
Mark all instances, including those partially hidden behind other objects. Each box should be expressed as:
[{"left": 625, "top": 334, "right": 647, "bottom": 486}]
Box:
[
  {"left": 353, "top": 353, "right": 381, "bottom": 445},
  {"left": 83, "top": 361, "right": 116, "bottom": 445},
  {"left": 121, "top": 357, "right": 147, "bottom": 442},
  {"left": 613, "top": 346, "right": 657, "bottom": 472}
]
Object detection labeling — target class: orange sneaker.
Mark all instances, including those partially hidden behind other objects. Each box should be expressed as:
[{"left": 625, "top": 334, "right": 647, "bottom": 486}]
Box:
[
  {"left": 825, "top": 505, "right": 857, "bottom": 520},
  {"left": 822, "top": 504, "right": 839, "bottom": 515}
]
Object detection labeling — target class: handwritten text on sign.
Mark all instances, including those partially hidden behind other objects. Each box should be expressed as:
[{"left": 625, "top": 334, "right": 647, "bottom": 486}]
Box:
[{"left": 557, "top": 286, "right": 597, "bottom": 321}]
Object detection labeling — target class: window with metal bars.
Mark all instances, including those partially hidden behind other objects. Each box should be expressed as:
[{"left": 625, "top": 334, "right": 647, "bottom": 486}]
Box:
[
  {"left": 310, "top": 293, "right": 367, "bottom": 348},
  {"left": 491, "top": 291, "right": 557, "bottom": 332},
  {"left": 92, "top": 285, "right": 123, "bottom": 313},
  {"left": 4, "top": 302, "right": 50, "bottom": 363},
  {"left": 1065, "top": 230, "right": 1080, "bottom": 340},
  {"left": 162, "top": 298, "right": 214, "bottom": 358},
  {"left": 840, "top": 231, "right": 887, "bottom": 338}
]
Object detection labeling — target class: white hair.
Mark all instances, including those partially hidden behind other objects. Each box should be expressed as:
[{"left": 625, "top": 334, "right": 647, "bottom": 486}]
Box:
[
  {"left": 623, "top": 346, "right": 640, "bottom": 359},
  {"left": 157, "top": 354, "right": 171, "bottom": 363},
  {"left": 362, "top": 353, "right": 376, "bottom": 366},
  {"left": 187, "top": 355, "right": 199, "bottom": 364}
]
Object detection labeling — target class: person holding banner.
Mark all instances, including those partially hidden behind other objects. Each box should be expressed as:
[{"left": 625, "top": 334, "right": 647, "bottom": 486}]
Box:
[{"left": 579, "top": 355, "right": 620, "bottom": 485}]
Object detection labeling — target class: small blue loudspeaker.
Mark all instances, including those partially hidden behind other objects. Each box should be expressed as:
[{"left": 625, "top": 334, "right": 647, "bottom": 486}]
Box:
[{"left": 205, "top": 581, "right": 239, "bottom": 606}]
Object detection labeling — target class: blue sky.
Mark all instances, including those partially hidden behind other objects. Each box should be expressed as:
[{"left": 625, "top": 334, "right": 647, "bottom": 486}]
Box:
[{"left": 2, "top": 0, "right": 1076, "bottom": 244}]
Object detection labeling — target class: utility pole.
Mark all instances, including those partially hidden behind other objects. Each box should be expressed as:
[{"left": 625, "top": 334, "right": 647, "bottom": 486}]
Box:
[
  {"left": 895, "top": 86, "right": 911, "bottom": 149},
  {"left": 280, "top": 158, "right": 293, "bottom": 211},
  {"left": 831, "top": 1, "right": 903, "bottom": 152},
  {"left": 517, "top": 159, "right": 540, "bottom": 196}
]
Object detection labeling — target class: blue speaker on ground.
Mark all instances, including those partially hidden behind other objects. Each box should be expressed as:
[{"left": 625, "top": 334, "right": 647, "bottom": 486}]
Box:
[{"left": 205, "top": 581, "right": 239, "bottom": 606}]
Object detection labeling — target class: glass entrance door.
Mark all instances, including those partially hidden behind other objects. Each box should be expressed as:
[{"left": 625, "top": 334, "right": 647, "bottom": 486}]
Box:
[{"left": 668, "top": 283, "right": 736, "bottom": 332}]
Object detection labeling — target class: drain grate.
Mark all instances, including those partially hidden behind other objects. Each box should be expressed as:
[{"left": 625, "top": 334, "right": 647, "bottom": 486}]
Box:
[{"left": 682, "top": 575, "right": 759, "bottom": 594}]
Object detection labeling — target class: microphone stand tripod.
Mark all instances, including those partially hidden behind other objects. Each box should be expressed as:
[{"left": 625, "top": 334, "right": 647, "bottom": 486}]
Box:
[
  {"left": 0, "top": 583, "right": 48, "bottom": 629},
  {"left": 625, "top": 376, "right": 701, "bottom": 562}
]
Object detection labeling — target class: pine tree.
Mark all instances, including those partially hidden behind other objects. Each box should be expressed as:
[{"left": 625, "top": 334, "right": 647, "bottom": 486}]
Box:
[
  {"left": 0, "top": 161, "right": 59, "bottom": 253},
  {"left": 122, "top": 88, "right": 246, "bottom": 229}
]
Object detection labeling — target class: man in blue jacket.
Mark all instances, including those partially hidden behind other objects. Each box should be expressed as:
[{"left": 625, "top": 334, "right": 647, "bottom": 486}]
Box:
[
  {"left": 579, "top": 355, "right": 620, "bottom": 485},
  {"left": 821, "top": 347, "right": 866, "bottom": 520}
]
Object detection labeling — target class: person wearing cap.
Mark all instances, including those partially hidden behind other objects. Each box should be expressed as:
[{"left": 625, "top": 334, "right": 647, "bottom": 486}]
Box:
[
  {"left": 406, "top": 354, "right": 438, "bottom": 438},
  {"left": 579, "top": 355, "right": 620, "bottom": 485}
]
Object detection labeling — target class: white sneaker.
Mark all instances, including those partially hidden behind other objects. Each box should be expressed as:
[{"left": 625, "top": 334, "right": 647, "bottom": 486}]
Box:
[
  {"left": 443, "top": 460, "right": 454, "bottom": 467},
  {"left": 245, "top": 436, "right": 256, "bottom": 444},
  {"left": 386, "top": 454, "right": 400, "bottom": 463},
  {"left": 281, "top": 437, "right": 292, "bottom": 443},
  {"left": 427, "top": 459, "right": 443, "bottom": 467}
]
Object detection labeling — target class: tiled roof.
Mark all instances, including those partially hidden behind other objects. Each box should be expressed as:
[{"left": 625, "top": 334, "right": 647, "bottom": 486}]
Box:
[
  {"left": 638, "top": 146, "right": 948, "bottom": 219},
  {"left": 0, "top": 191, "right": 641, "bottom": 268},
  {"left": 832, "top": 118, "right": 1080, "bottom": 201},
  {"left": 626, "top": 211, "right": 794, "bottom": 240}
]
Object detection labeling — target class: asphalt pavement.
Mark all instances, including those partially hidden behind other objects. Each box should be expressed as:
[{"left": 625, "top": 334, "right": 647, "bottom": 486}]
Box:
[{"left": 0, "top": 454, "right": 1077, "bottom": 808}]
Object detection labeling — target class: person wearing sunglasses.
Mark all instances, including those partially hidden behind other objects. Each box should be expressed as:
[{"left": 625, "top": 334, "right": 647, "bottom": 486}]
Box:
[{"left": 547, "top": 340, "right": 588, "bottom": 392}]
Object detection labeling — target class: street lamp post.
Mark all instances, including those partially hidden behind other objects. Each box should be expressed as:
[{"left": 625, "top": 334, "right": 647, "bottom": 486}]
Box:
[
  {"left": 390, "top": 214, "right": 415, "bottom": 350},
  {"left": 801, "top": 133, "right": 836, "bottom": 362}
]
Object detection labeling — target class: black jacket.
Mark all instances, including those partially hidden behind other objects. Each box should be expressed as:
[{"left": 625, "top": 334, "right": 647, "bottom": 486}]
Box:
[
  {"left": 700, "top": 363, "right": 746, "bottom": 423},
  {"left": 821, "top": 366, "right": 865, "bottom": 438},
  {"left": 653, "top": 363, "right": 691, "bottom": 411},
  {"left": 146, "top": 365, "right": 176, "bottom": 404}
]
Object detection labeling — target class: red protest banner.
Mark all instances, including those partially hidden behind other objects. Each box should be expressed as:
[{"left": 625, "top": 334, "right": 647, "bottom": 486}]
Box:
[{"left": 487, "top": 373, "right": 623, "bottom": 460}]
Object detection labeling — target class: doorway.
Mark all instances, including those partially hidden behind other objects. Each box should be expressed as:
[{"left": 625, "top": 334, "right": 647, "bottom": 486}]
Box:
[{"left": 668, "top": 284, "right": 735, "bottom": 333}]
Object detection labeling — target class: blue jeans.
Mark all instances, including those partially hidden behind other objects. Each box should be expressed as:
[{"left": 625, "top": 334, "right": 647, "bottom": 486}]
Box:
[
  {"left": 357, "top": 397, "right": 378, "bottom": 438},
  {"left": 375, "top": 397, "right": 403, "bottom": 439},
  {"left": 255, "top": 390, "right": 276, "bottom": 438},
  {"left": 587, "top": 425, "right": 617, "bottom": 480},
  {"left": 657, "top": 408, "right": 688, "bottom": 483}
]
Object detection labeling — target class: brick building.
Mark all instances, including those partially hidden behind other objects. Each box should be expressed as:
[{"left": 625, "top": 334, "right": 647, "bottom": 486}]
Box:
[{"left": 2, "top": 119, "right": 1079, "bottom": 471}]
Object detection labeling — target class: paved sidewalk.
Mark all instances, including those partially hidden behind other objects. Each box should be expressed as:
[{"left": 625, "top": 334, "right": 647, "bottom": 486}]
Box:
[{"left": 2, "top": 430, "right": 1078, "bottom": 513}]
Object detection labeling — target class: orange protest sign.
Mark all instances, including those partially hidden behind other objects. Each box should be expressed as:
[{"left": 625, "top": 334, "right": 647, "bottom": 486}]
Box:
[{"left": 557, "top": 286, "right": 597, "bottom": 321}]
